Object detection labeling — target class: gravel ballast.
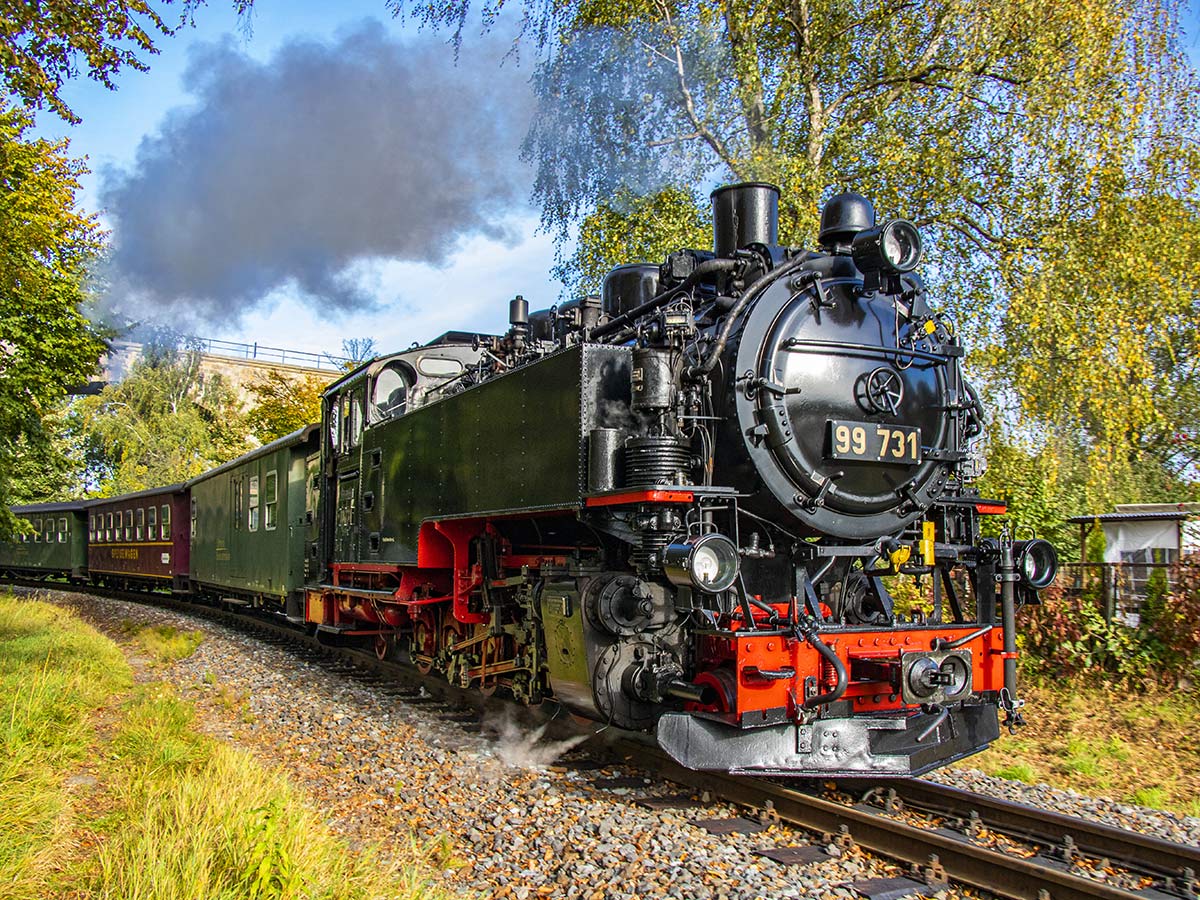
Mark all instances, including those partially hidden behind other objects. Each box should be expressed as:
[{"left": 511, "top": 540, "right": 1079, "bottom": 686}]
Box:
[{"left": 25, "top": 588, "right": 1200, "bottom": 896}]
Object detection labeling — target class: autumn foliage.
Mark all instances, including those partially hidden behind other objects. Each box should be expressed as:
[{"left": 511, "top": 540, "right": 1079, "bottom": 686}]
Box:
[{"left": 1021, "top": 555, "right": 1200, "bottom": 685}]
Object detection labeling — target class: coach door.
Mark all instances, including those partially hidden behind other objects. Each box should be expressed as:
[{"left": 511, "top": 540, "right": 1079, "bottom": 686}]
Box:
[
  {"left": 303, "top": 452, "right": 321, "bottom": 581},
  {"left": 332, "top": 383, "right": 365, "bottom": 563}
]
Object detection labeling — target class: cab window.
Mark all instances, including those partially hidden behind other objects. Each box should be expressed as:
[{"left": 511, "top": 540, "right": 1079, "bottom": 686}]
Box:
[
  {"left": 372, "top": 363, "right": 413, "bottom": 421},
  {"left": 349, "top": 394, "right": 364, "bottom": 446},
  {"left": 328, "top": 399, "right": 342, "bottom": 452}
]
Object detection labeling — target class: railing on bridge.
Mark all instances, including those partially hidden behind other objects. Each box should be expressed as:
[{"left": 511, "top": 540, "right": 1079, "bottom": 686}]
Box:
[{"left": 194, "top": 337, "right": 351, "bottom": 371}]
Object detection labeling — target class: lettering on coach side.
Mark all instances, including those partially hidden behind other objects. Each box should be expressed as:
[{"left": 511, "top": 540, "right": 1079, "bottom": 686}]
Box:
[{"left": 112, "top": 548, "right": 139, "bottom": 560}]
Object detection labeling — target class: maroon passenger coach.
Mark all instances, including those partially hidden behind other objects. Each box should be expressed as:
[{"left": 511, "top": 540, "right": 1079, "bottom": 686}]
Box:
[{"left": 88, "top": 484, "right": 190, "bottom": 591}]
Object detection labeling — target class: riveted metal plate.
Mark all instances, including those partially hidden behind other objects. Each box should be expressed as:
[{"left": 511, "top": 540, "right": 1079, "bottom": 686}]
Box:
[
  {"left": 690, "top": 817, "right": 766, "bottom": 835},
  {"left": 754, "top": 846, "right": 828, "bottom": 866}
]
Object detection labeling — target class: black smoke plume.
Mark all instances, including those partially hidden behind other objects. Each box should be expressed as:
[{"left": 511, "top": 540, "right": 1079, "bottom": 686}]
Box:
[{"left": 100, "top": 21, "right": 532, "bottom": 328}]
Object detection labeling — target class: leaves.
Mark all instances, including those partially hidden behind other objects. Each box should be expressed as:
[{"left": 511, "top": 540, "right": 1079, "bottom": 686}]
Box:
[
  {"left": 72, "top": 345, "right": 251, "bottom": 496},
  {"left": 399, "top": 0, "right": 1200, "bottom": 517},
  {"left": 0, "top": 102, "right": 107, "bottom": 534},
  {"left": 245, "top": 371, "right": 329, "bottom": 444},
  {"left": 0, "top": 0, "right": 255, "bottom": 123}
]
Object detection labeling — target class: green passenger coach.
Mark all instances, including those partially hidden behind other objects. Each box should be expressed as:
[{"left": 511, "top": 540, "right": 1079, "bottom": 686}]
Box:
[
  {"left": 187, "top": 425, "right": 320, "bottom": 614},
  {"left": 0, "top": 501, "right": 88, "bottom": 580}
]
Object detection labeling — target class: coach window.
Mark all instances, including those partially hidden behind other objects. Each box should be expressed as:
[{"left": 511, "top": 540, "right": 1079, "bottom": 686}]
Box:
[
  {"left": 124, "top": 510, "right": 133, "bottom": 541},
  {"left": 136, "top": 507, "right": 145, "bottom": 541},
  {"left": 148, "top": 506, "right": 157, "bottom": 540},
  {"left": 88, "top": 515, "right": 95, "bottom": 542},
  {"left": 372, "top": 363, "right": 413, "bottom": 421},
  {"left": 45, "top": 519, "right": 52, "bottom": 543},
  {"left": 58, "top": 518, "right": 67, "bottom": 543},
  {"left": 33, "top": 519, "right": 41, "bottom": 542},
  {"left": 190, "top": 499, "right": 197, "bottom": 539},
  {"left": 248, "top": 475, "right": 260, "bottom": 532},
  {"left": 162, "top": 504, "right": 171, "bottom": 541},
  {"left": 233, "top": 477, "right": 244, "bottom": 531},
  {"left": 264, "top": 471, "right": 278, "bottom": 531},
  {"left": 107, "top": 512, "right": 114, "bottom": 542}
]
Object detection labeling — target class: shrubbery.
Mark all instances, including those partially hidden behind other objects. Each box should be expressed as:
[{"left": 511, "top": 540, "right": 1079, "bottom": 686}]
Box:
[{"left": 1021, "top": 554, "right": 1200, "bottom": 686}]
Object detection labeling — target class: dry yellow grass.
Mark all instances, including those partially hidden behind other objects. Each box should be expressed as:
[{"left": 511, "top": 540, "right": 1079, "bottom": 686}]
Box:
[
  {"left": 0, "top": 593, "right": 453, "bottom": 900},
  {"left": 958, "top": 678, "right": 1200, "bottom": 816}
]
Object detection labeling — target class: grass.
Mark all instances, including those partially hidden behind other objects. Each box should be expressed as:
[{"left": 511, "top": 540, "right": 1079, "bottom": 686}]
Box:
[
  {"left": 118, "top": 620, "right": 205, "bottom": 663},
  {"left": 88, "top": 686, "right": 439, "bottom": 900},
  {"left": 956, "top": 677, "right": 1200, "bottom": 816},
  {"left": 0, "top": 593, "right": 131, "bottom": 899},
  {"left": 0, "top": 593, "right": 452, "bottom": 900}
]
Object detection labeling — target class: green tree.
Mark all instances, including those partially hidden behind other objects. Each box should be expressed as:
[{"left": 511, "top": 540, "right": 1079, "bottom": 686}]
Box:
[
  {"left": 394, "top": 0, "right": 1200, "bottom": 522},
  {"left": 994, "top": 186, "right": 1200, "bottom": 510},
  {"left": 0, "top": 103, "right": 107, "bottom": 534},
  {"left": 1, "top": 0, "right": 253, "bottom": 123},
  {"left": 245, "top": 371, "right": 329, "bottom": 444},
  {"left": 74, "top": 346, "right": 250, "bottom": 496}
]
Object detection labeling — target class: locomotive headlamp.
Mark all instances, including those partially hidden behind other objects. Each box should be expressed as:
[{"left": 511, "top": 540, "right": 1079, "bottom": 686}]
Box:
[
  {"left": 851, "top": 219, "right": 923, "bottom": 275},
  {"left": 663, "top": 534, "right": 740, "bottom": 593},
  {"left": 1014, "top": 539, "right": 1058, "bottom": 591}
]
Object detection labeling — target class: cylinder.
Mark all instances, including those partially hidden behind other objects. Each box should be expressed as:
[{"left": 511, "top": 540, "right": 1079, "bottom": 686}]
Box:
[
  {"left": 711, "top": 182, "right": 780, "bottom": 257},
  {"left": 602, "top": 264, "right": 660, "bottom": 319},
  {"left": 580, "top": 294, "right": 602, "bottom": 331},
  {"left": 509, "top": 295, "right": 529, "bottom": 327},
  {"left": 527, "top": 308, "right": 553, "bottom": 341},
  {"left": 624, "top": 435, "right": 692, "bottom": 487},
  {"left": 631, "top": 347, "right": 674, "bottom": 412},
  {"left": 588, "top": 428, "right": 621, "bottom": 493}
]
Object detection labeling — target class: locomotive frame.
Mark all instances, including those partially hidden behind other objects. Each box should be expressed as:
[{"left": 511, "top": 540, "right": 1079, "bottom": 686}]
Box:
[{"left": 0, "top": 183, "right": 1058, "bottom": 778}]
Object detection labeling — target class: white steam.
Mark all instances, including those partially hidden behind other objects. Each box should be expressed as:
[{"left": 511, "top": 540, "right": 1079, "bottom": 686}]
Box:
[{"left": 484, "top": 711, "right": 589, "bottom": 769}]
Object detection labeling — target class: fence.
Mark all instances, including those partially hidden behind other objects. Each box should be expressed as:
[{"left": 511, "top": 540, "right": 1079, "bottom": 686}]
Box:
[
  {"left": 194, "top": 337, "right": 350, "bottom": 372},
  {"left": 1063, "top": 561, "right": 1200, "bottom": 623}
]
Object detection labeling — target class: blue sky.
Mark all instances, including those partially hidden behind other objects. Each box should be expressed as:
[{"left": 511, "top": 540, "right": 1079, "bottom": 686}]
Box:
[
  {"left": 36, "top": 0, "right": 554, "bottom": 356},
  {"left": 32, "top": 0, "right": 1200, "bottom": 360}
]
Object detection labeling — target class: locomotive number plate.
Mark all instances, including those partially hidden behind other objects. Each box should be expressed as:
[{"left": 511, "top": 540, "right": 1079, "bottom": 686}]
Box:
[{"left": 826, "top": 420, "right": 921, "bottom": 464}]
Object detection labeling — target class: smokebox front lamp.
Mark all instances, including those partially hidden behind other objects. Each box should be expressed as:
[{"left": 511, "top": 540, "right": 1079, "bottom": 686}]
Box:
[
  {"left": 851, "top": 219, "right": 923, "bottom": 275},
  {"left": 663, "top": 534, "right": 740, "bottom": 594},
  {"left": 1015, "top": 539, "right": 1058, "bottom": 591}
]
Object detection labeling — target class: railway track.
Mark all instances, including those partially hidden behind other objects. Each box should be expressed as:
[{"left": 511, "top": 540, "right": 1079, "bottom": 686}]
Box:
[{"left": 8, "top": 578, "right": 1198, "bottom": 900}]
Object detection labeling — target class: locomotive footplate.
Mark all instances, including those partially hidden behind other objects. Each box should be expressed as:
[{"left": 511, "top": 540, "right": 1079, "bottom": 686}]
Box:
[{"left": 655, "top": 705, "right": 1000, "bottom": 776}]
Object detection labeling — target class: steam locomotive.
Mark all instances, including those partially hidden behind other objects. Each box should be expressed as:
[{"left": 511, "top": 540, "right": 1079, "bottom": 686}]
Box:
[{"left": 0, "top": 183, "right": 1057, "bottom": 777}]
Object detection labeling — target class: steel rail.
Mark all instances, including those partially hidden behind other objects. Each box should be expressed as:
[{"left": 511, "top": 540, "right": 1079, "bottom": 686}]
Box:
[
  {"left": 640, "top": 757, "right": 1186, "bottom": 900},
  {"left": 6, "top": 577, "right": 1194, "bottom": 900},
  {"left": 880, "top": 778, "right": 1200, "bottom": 887}
]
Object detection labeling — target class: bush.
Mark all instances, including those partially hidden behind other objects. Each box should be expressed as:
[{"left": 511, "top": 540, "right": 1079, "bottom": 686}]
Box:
[{"left": 1021, "top": 554, "right": 1200, "bottom": 684}]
